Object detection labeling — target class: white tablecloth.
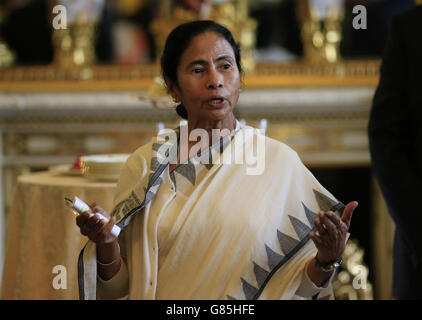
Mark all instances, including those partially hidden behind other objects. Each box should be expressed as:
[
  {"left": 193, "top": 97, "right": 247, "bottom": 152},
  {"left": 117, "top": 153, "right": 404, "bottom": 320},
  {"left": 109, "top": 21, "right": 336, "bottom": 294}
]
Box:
[{"left": 1, "top": 171, "right": 117, "bottom": 299}]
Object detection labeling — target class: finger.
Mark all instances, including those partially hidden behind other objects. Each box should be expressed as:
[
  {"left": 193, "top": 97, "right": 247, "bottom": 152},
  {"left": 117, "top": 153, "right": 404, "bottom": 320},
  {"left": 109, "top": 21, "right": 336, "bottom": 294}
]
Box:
[
  {"left": 79, "top": 211, "right": 92, "bottom": 219},
  {"left": 88, "top": 202, "right": 101, "bottom": 215},
  {"left": 92, "top": 205, "right": 107, "bottom": 215},
  {"left": 319, "top": 212, "right": 337, "bottom": 235},
  {"left": 76, "top": 211, "right": 91, "bottom": 227},
  {"left": 90, "top": 202, "right": 98, "bottom": 210},
  {"left": 80, "top": 206, "right": 93, "bottom": 215},
  {"left": 85, "top": 214, "right": 104, "bottom": 232},
  {"left": 78, "top": 217, "right": 99, "bottom": 237},
  {"left": 79, "top": 220, "right": 96, "bottom": 236},
  {"left": 76, "top": 215, "right": 84, "bottom": 228},
  {"left": 91, "top": 220, "right": 108, "bottom": 243},
  {"left": 91, "top": 204, "right": 111, "bottom": 220},
  {"left": 92, "top": 215, "right": 107, "bottom": 234},
  {"left": 93, "top": 216, "right": 116, "bottom": 243},
  {"left": 314, "top": 217, "right": 326, "bottom": 236},
  {"left": 325, "top": 210, "right": 342, "bottom": 228},
  {"left": 309, "top": 231, "right": 323, "bottom": 246},
  {"left": 104, "top": 216, "right": 116, "bottom": 233},
  {"left": 341, "top": 201, "right": 358, "bottom": 229},
  {"left": 79, "top": 224, "right": 88, "bottom": 236}
]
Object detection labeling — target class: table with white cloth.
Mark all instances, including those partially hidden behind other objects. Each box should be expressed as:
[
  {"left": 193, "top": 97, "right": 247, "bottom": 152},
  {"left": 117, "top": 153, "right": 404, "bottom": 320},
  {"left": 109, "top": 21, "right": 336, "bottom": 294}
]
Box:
[{"left": 1, "top": 170, "right": 116, "bottom": 299}]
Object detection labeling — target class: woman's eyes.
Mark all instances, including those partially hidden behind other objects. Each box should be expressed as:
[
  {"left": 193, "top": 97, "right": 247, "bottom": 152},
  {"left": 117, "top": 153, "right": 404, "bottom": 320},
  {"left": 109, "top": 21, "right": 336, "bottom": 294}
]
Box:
[
  {"left": 192, "top": 68, "right": 203, "bottom": 74},
  {"left": 190, "top": 63, "right": 232, "bottom": 74}
]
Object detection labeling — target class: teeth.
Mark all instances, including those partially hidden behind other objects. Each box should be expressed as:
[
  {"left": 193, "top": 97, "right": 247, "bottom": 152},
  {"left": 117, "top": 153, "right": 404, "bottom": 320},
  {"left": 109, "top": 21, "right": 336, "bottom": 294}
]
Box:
[{"left": 211, "top": 99, "right": 223, "bottom": 103}]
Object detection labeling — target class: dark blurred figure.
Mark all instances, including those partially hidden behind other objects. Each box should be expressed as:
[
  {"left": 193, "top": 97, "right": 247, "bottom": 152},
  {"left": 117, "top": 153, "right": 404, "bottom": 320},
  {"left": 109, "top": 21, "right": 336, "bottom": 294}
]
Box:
[
  {"left": 0, "top": 0, "right": 118, "bottom": 65},
  {"left": 1, "top": 0, "right": 53, "bottom": 65},
  {"left": 250, "top": 0, "right": 414, "bottom": 61},
  {"left": 341, "top": 0, "right": 414, "bottom": 57},
  {"left": 125, "top": 0, "right": 158, "bottom": 62},
  {"left": 250, "top": 0, "right": 302, "bottom": 58},
  {"left": 368, "top": 5, "right": 422, "bottom": 299},
  {"left": 95, "top": 0, "right": 117, "bottom": 63}
]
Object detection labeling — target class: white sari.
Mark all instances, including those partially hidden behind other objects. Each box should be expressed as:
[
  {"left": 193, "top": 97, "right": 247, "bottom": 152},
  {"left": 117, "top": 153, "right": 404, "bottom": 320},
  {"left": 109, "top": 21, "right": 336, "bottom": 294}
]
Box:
[{"left": 78, "top": 120, "right": 343, "bottom": 300}]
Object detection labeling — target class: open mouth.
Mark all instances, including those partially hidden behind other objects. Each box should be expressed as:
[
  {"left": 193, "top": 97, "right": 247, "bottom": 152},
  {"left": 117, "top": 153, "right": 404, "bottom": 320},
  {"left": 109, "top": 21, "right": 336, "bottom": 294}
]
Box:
[{"left": 207, "top": 98, "right": 225, "bottom": 107}]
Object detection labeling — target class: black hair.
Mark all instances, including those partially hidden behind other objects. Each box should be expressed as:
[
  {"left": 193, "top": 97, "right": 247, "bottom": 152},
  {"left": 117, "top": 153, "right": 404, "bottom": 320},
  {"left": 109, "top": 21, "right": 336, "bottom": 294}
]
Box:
[{"left": 161, "top": 20, "right": 242, "bottom": 120}]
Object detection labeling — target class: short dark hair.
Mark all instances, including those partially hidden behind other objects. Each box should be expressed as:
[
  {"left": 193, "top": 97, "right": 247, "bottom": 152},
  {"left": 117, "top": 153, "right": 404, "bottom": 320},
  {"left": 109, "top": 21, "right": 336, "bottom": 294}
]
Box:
[{"left": 161, "top": 20, "right": 242, "bottom": 119}]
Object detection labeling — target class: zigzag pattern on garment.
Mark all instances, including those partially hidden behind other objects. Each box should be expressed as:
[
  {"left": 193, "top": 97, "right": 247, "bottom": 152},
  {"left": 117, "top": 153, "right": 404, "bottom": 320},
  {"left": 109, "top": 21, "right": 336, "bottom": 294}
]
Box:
[
  {"left": 111, "top": 190, "right": 142, "bottom": 222},
  {"left": 111, "top": 127, "right": 181, "bottom": 229},
  {"left": 227, "top": 190, "right": 344, "bottom": 300}
]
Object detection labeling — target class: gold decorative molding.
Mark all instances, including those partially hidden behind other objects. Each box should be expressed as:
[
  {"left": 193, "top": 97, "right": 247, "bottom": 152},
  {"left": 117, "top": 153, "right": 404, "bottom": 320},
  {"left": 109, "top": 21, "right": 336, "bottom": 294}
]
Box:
[
  {"left": 0, "top": 64, "right": 159, "bottom": 92},
  {"left": 0, "top": 59, "right": 380, "bottom": 92},
  {"left": 246, "top": 60, "right": 380, "bottom": 87}
]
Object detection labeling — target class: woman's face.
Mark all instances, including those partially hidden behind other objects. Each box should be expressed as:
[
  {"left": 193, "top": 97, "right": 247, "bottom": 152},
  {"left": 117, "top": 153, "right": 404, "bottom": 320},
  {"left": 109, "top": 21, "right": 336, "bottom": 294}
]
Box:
[{"left": 169, "top": 32, "right": 241, "bottom": 122}]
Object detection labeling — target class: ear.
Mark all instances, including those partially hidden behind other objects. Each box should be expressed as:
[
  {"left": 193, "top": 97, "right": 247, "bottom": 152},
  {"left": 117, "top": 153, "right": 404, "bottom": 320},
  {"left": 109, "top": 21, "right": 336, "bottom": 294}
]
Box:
[{"left": 164, "top": 77, "right": 180, "bottom": 103}]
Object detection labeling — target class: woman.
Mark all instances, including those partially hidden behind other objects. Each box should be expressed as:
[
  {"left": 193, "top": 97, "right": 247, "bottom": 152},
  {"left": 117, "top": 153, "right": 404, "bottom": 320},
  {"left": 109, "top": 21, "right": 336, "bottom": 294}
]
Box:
[{"left": 77, "top": 20, "right": 358, "bottom": 300}]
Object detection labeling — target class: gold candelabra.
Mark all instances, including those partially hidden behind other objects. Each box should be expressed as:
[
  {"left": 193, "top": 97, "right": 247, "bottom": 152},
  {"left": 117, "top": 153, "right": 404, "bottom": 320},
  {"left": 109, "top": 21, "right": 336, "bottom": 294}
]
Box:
[
  {"left": 296, "top": 0, "right": 344, "bottom": 65},
  {"left": 52, "top": 11, "right": 97, "bottom": 79},
  {"left": 151, "top": 0, "right": 257, "bottom": 73}
]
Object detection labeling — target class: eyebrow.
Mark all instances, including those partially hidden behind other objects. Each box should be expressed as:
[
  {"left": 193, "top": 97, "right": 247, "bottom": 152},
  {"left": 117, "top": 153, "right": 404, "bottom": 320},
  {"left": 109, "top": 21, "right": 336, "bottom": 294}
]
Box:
[{"left": 185, "top": 55, "right": 235, "bottom": 70}]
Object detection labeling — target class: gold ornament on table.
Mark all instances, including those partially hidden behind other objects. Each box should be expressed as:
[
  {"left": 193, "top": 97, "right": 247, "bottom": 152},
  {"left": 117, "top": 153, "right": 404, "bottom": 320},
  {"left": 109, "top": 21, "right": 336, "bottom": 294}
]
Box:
[
  {"left": 296, "top": 0, "right": 344, "bottom": 65},
  {"left": 151, "top": 0, "right": 257, "bottom": 73},
  {"left": 333, "top": 239, "right": 374, "bottom": 300}
]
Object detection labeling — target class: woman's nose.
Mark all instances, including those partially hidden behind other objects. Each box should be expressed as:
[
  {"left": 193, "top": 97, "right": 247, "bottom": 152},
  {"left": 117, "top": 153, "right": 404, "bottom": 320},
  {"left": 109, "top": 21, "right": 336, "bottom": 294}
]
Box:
[{"left": 207, "top": 69, "right": 223, "bottom": 89}]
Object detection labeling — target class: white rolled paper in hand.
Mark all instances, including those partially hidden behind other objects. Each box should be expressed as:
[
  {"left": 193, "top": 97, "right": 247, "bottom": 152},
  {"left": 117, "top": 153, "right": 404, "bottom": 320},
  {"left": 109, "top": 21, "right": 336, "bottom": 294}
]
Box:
[{"left": 65, "top": 196, "right": 121, "bottom": 238}]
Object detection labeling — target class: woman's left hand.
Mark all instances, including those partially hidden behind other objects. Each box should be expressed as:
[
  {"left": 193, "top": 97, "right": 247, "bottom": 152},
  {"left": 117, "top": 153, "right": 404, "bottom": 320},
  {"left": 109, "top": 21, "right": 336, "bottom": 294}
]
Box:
[{"left": 309, "top": 201, "right": 358, "bottom": 264}]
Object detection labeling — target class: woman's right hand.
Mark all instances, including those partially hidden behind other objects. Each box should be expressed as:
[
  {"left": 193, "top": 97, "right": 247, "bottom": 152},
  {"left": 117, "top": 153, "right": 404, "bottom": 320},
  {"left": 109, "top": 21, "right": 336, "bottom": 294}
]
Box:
[{"left": 76, "top": 203, "right": 117, "bottom": 246}]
